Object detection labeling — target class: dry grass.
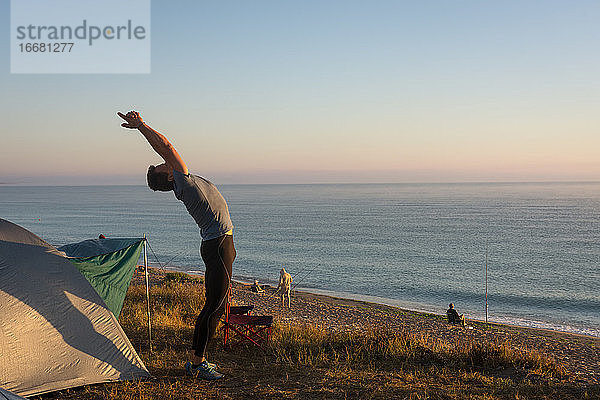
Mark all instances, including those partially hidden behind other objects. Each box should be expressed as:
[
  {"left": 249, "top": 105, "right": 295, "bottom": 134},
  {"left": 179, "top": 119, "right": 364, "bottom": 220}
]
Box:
[
  {"left": 271, "top": 323, "right": 565, "bottom": 379},
  {"left": 35, "top": 280, "right": 599, "bottom": 400}
]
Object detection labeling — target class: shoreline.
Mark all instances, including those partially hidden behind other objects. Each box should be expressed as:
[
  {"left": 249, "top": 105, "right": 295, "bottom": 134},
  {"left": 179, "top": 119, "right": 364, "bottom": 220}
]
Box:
[
  {"left": 166, "top": 265, "right": 600, "bottom": 340},
  {"left": 295, "top": 286, "right": 600, "bottom": 339},
  {"left": 230, "top": 280, "right": 600, "bottom": 384},
  {"left": 137, "top": 266, "right": 600, "bottom": 384}
]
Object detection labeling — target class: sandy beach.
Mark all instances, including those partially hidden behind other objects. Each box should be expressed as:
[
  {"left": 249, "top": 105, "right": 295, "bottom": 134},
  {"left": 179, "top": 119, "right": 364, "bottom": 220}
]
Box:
[
  {"left": 231, "top": 282, "right": 599, "bottom": 384},
  {"left": 137, "top": 267, "right": 600, "bottom": 385}
]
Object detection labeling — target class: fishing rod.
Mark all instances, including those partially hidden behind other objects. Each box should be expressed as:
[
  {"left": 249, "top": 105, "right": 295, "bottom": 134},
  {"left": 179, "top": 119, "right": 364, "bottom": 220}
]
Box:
[
  {"left": 255, "top": 262, "right": 321, "bottom": 302},
  {"left": 485, "top": 241, "right": 488, "bottom": 324},
  {"left": 246, "top": 268, "right": 298, "bottom": 303},
  {"left": 290, "top": 266, "right": 311, "bottom": 282},
  {"left": 249, "top": 262, "right": 321, "bottom": 304},
  {"left": 290, "top": 266, "right": 312, "bottom": 285},
  {"left": 290, "top": 263, "right": 320, "bottom": 291}
]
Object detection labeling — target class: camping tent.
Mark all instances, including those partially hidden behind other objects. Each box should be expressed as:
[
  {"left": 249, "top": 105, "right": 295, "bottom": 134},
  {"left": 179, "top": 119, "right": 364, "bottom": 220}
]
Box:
[{"left": 0, "top": 219, "right": 150, "bottom": 397}]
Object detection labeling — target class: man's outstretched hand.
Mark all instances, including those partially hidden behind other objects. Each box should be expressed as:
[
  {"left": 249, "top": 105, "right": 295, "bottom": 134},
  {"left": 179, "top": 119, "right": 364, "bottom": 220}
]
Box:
[{"left": 117, "top": 111, "right": 144, "bottom": 129}]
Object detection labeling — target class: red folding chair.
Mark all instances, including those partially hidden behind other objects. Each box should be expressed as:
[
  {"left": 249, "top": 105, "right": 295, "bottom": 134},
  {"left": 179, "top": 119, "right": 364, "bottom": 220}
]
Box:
[{"left": 223, "top": 286, "right": 273, "bottom": 351}]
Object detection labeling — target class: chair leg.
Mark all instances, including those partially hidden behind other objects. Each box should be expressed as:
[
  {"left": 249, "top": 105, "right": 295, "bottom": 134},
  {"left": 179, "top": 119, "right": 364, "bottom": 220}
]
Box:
[
  {"left": 225, "top": 323, "right": 273, "bottom": 351},
  {"left": 223, "top": 283, "right": 232, "bottom": 348}
]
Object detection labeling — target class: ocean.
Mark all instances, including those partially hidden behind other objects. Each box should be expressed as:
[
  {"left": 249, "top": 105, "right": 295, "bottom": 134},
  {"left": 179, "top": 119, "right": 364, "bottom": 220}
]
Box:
[{"left": 1, "top": 182, "right": 598, "bottom": 337}]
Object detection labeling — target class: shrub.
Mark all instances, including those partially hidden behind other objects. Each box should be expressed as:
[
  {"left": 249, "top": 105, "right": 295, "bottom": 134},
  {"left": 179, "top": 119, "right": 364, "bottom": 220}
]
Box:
[{"left": 163, "top": 272, "right": 202, "bottom": 285}]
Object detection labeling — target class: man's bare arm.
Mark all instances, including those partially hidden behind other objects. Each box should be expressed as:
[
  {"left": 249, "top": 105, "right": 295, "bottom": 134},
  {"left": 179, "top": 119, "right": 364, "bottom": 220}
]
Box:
[
  {"left": 137, "top": 123, "right": 188, "bottom": 174},
  {"left": 118, "top": 111, "right": 188, "bottom": 174}
]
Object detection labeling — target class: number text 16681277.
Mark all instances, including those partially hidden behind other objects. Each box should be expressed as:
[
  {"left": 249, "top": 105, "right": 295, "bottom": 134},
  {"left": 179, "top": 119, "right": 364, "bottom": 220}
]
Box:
[{"left": 19, "top": 43, "right": 74, "bottom": 52}]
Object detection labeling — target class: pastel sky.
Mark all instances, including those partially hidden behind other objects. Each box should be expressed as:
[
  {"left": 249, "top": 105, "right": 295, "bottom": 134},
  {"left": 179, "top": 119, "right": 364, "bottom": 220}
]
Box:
[{"left": 1, "top": 1, "right": 599, "bottom": 184}]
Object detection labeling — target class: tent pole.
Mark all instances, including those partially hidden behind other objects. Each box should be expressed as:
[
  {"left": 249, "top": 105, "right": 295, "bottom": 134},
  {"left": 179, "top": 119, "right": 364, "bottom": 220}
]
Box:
[
  {"left": 485, "top": 242, "right": 488, "bottom": 324},
  {"left": 143, "top": 235, "right": 153, "bottom": 353}
]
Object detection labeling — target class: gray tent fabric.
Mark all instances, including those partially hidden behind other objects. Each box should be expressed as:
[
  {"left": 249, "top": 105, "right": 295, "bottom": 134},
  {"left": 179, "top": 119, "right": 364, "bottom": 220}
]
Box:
[
  {"left": 0, "top": 387, "right": 27, "bottom": 400},
  {"left": 0, "top": 219, "right": 150, "bottom": 397}
]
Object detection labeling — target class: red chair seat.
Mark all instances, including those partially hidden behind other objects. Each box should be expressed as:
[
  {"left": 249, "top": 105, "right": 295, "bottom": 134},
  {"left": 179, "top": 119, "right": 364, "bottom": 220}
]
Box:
[{"left": 228, "top": 314, "right": 273, "bottom": 325}]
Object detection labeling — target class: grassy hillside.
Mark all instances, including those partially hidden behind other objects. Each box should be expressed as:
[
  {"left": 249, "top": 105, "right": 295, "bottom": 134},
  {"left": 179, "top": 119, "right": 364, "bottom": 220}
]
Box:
[{"left": 37, "top": 276, "right": 599, "bottom": 399}]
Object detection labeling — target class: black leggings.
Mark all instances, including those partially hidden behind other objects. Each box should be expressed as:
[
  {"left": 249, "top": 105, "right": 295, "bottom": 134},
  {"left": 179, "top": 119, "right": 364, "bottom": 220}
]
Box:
[{"left": 192, "top": 234, "right": 235, "bottom": 358}]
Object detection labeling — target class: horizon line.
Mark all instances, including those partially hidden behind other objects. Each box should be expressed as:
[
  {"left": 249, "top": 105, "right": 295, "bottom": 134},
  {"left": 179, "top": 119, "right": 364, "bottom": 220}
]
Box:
[{"left": 2, "top": 180, "right": 600, "bottom": 187}]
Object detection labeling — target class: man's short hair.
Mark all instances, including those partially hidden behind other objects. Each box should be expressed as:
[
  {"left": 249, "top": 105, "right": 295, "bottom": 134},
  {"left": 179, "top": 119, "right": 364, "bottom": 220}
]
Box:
[{"left": 147, "top": 165, "right": 174, "bottom": 191}]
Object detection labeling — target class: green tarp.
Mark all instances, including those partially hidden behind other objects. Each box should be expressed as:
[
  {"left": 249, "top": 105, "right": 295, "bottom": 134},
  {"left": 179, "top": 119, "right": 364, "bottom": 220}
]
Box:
[{"left": 58, "top": 238, "right": 144, "bottom": 317}]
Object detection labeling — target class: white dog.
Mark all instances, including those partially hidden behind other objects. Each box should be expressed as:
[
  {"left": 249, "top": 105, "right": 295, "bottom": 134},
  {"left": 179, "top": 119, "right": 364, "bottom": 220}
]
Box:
[{"left": 278, "top": 268, "right": 293, "bottom": 307}]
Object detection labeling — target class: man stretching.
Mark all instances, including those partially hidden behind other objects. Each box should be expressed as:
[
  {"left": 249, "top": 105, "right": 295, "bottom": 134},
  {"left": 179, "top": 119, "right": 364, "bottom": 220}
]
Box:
[{"left": 118, "top": 110, "right": 234, "bottom": 380}]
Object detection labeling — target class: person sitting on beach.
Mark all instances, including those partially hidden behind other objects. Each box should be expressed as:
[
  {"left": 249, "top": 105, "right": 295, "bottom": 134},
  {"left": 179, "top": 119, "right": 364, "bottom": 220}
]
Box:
[
  {"left": 119, "top": 110, "right": 234, "bottom": 381},
  {"left": 446, "top": 303, "right": 466, "bottom": 327},
  {"left": 251, "top": 279, "right": 264, "bottom": 293},
  {"left": 278, "top": 268, "right": 293, "bottom": 308}
]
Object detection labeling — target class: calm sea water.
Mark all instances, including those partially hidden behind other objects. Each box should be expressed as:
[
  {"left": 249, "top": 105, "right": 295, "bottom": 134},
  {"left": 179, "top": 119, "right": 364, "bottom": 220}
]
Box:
[{"left": 1, "top": 182, "right": 598, "bottom": 337}]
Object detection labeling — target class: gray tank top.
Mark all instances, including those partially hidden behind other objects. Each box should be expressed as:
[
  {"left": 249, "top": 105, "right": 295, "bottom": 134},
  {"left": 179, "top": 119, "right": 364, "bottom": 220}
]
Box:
[{"left": 172, "top": 170, "right": 233, "bottom": 241}]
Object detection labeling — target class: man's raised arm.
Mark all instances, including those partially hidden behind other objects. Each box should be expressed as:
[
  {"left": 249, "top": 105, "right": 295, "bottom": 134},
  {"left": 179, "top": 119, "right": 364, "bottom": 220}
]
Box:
[{"left": 118, "top": 111, "right": 188, "bottom": 174}]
